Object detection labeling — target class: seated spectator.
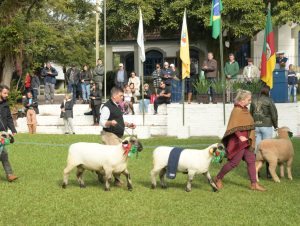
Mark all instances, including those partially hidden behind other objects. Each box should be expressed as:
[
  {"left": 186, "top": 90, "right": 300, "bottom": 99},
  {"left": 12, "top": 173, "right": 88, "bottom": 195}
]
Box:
[
  {"left": 288, "top": 64, "right": 298, "bottom": 103},
  {"left": 23, "top": 91, "right": 39, "bottom": 134},
  {"left": 90, "top": 82, "right": 102, "bottom": 125},
  {"left": 128, "top": 71, "right": 140, "bottom": 97},
  {"left": 154, "top": 81, "right": 171, "bottom": 115},
  {"left": 139, "top": 83, "right": 151, "bottom": 113},
  {"left": 129, "top": 82, "right": 138, "bottom": 102},
  {"left": 123, "top": 85, "right": 135, "bottom": 115}
]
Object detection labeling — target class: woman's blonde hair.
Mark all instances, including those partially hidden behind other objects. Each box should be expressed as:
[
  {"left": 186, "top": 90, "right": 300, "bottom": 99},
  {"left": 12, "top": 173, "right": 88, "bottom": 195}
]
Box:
[
  {"left": 65, "top": 93, "right": 72, "bottom": 100},
  {"left": 234, "top": 89, "right": 251, "bottom": 103}
]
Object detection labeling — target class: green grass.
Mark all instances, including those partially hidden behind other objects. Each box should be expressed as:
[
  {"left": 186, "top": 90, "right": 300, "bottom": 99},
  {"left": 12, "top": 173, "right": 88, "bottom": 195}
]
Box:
[{"left": 1, "top": 134, "right": 300, "bottom": 226}]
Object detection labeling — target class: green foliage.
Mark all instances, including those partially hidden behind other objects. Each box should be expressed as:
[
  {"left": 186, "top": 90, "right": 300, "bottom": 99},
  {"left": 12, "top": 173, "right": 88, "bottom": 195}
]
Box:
[
  {"left": 233, "top": 80, "right": 264, "bottom": 94},
  {"left": 1, "top": 134, "right": 300, "bottom": 225},
  {"left": 212, "top": 80, "right": 224, "bottom": 94},
  {"left": 193, "top": 78, "right": 210, "bottom": 94}
]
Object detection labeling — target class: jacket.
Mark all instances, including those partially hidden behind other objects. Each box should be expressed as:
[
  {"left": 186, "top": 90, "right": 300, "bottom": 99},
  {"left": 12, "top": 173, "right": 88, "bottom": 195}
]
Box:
[
  {"left": 25, "top": 75, "right": 31, "bottom": 88},
  {"left": 90, "top": 90, "right": 102, "bottom": 106},
  {"left": 66, "top": 68, "right": 80, "bottom": 85},
  {"left": 224, "top": 61, "right": 239, "bottom": 79},
  {"left": 41, "top": 66, "right": 58, "bottom": 84},
  {"left": 60, "top": 99, "right": 74, "bottom": 118},
  {"left": 80, "top": 70, "right": 93, "bottom": 83},
  {"left": 114, "top": 70, "right": 128, "bottom": 85},
  {"left": 250, "top": 94, "right": 278, "bottom": 128},
  {"left": 30, "top": 76, "right": 40, "bottom": 89},
  {"left": 202, "top": 59, "right": 218, "bottom": 78},
  {"left": 0, "top": 100, "right": 17, "bottom": 133},
  {"left": 23, "top": 98, "right": 39, "bottom": 114}
]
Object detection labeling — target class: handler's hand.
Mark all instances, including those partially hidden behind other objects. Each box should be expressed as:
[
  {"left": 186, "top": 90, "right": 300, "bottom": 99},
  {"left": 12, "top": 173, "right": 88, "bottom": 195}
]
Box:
[
  {"left": 110, "top": 120, "right": 117, "bottom": 127},
  {"left": 128, "top": 123, "right": 136, "bottom": 129},
  {"left": 239, "top": 136, "right": 248, "bottom": 142}
]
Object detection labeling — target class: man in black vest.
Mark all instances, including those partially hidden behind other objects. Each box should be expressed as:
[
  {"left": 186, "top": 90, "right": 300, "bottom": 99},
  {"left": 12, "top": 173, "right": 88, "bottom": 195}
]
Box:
[
  {"left": 0, "top": 85, "right": 18, "bottom": 182},
  {"left": 100, "top": 87, "right": 136, "bottom": 145}
]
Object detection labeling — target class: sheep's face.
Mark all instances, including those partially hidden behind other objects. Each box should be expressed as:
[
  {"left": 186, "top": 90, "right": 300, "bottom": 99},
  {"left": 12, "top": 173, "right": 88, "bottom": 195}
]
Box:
[
  {"left": 278, "top": 127, "right": 292, "bottom": 139},
  {"left": 0, "top": 132, "right": 14, "bottom": 144},
  {"left": 210, "top": 143, "right": 226, "bottom": 163},
  {"left": 122, "top": 136, "right": 143, "bottom": 152}
]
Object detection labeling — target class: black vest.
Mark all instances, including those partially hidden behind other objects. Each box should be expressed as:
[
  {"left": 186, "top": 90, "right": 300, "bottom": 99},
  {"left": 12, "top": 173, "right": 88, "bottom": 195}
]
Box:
[{"left": 103, "top": 99, "right": 124, "bottom": 138}]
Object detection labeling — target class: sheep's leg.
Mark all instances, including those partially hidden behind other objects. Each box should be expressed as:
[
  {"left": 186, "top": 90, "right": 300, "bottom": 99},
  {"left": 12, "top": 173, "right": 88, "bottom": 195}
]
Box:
[
  {"left": 255, "top": 161, "right": 264, "bottom": 182},
  {"left": 150, "top": 167, "right": 162, "bottom": 189},
  {"left": 104, "top": 169, "right": 113, "bottom": 191},
  {"left": 122, "top": 169, "right": 133, "bottom": 191},
  {"left": 76, "top": 166, "right": 86, "bottom": 188},
  {"left": 62, "top": 164, "right": 76, "bottom": 188},
  {"left": 279, "top": 163, "right": 284, "bottom": 178},
  {"left": 159, "top": 167, "right": 167, "bottom": 189},
  {"left": 96, "top": 171, "right": 104, "bottom": 184},
  {"left": 185, "top": 170, "right": 196, "bottom": 192},
  {"left": 287, "top": 157, "right": 293, "bottom": 180},
  {"left": 268, "top": 160, "right": 280, "bottom": 182},
  {"left": 203, "top": 171, "right": 218, "bottom": 192}
]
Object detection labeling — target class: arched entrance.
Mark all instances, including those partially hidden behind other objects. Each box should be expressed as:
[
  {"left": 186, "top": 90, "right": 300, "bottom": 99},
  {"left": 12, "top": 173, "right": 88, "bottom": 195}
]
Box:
[{"left": 144, "top": 50, "right": 163, "bottom": 76}]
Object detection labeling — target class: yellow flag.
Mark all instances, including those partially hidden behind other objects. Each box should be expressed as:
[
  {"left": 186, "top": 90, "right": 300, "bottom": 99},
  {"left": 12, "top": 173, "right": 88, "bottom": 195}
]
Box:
[{"left": 180, "top": 9, "right": 190, "bottom": 79}]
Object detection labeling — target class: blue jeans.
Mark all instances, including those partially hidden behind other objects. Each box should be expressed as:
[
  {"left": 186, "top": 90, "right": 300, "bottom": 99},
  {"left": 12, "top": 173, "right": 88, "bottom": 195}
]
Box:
[
  {"left": 288, "top": 85, "right": 297, "bottom": 103},
  {"left": 81, "top": 83, "right": 90, "bottom": 101},
  {"left": 255, "top": 127, "right": 273, "bottom": 153},
  {"left": 139, "top": 99, "right": 150, "bottom": 113}
]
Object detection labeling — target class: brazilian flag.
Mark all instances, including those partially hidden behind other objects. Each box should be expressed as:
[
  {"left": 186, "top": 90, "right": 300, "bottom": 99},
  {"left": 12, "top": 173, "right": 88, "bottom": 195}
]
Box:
[{"left": 210, "top": 0, "right": 223, "bottom": 39}]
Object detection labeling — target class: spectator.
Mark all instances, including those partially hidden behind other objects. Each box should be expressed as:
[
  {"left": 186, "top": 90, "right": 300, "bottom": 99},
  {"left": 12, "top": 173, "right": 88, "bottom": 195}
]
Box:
[
  {"left": 214, "top": 89, "right": 266, "bottom": 192},
  {"left": 23, "top": 91, "right": 39, "bottom": 134},
  {"left": 24, "top": 71, "right": 32, "bottom": 94},
  {"left": 93, "top": 59, "right": 104, "bottom": 91},
  {"left": 186, "top": 62, "right": 197, "bottom": 104},
  {"left": 224, "top": 53, "right": 239, "bottom": 103},
  {"left": 276, "top": 51, "right": 288, "bottom": 69},
  {"left": 128, "top": 71, "right": 140, "bottom": 98},
  {"left": 41, "top": 62, "right": 58, "bottom": 104},
  {"left": 242, "top": 58, "right": 260, "bottom": 83},
  {"left": 66, "top": 64, "right": 80, "bottom": 101},
  {"left": 287, "top": 64, "right": 298, "bottom": 103},
  {"left": 161, "top": 62, "right": 172, "bottom": 86},
  {"left": 114, "top": 63, "right": 128, "bottom": 88},
  {"left": 250, "top": 86, "right": 278, "bottom": 178},
  {"left": 170, "top": 64, "right": 182, "bottom": 103},
  {"left": 124, "top": 84, "right": 135, "bottom": 115},
  {"left": 154, "top": 81, "right": 171, "bottom": 115},
  {"left": 202, "top": 52, "right": 218, "bottom": 103},
  {"left": 139, "top": 83, "right": 151, "bottom": 113},
  {"left": 0, "top": 85, "right": 18, "bottom": 182},
  {"left": 90, "top": 82, "right": 102, "bottom": 126},
  {"left": 152, "top": 63, "right": 162, "bottom": 94},
  {"left": 80, "top": 64, "right": 93, "bottom": 104},
  {"left": 60, "top": 93, "right": 75, "bottom": 135},
  {"left": 30, "top": 71, "right": 40, "bottom": 102}
]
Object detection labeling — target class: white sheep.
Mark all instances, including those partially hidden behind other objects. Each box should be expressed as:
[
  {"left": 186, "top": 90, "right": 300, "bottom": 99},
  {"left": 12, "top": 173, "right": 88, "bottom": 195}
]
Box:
[
  {"left": 151, "top": 143, "right": 225, "bottom": 192},
  {"left": 62, "top": 137, "right": 143, "bottom": 191}
]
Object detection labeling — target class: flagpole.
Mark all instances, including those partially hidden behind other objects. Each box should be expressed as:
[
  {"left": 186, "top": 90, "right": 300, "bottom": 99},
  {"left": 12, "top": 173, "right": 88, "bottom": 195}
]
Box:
[
  {"left": 220, "top": 19, "right": 225, "bottom": 125},
  {"left": 104, "top": 0, "right": 107, "bottom": 101},
  {"left": 182, "top": 78, "right": 185, "bottom": 126}
]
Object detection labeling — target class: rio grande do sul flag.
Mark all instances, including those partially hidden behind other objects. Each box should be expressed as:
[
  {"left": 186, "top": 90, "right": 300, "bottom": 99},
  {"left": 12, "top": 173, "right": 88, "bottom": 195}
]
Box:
[
  {"left": 180, "top": 9, "right": 190, "bottom": 79},
  {"left": 260, "top": 7, "right": 275, "bottom": 89},
  {"left": 210, "top": 0, "right": 223, "bottom": 39}
]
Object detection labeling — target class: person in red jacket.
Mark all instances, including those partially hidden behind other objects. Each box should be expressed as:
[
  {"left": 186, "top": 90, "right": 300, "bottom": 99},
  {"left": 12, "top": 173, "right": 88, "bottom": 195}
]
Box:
[{"left": 24, "top": 72, "right": 32, "bottom": 94}]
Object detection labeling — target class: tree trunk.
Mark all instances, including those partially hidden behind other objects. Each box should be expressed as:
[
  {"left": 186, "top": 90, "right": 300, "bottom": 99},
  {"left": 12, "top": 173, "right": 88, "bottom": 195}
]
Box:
[{"left": 0, "top": 54, "right": 14, "bottom": 87}]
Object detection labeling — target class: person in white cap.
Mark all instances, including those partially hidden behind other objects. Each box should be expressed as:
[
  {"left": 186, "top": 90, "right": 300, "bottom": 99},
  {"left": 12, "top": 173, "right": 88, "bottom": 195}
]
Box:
[
  {"left": 276, "top": 51, "right": 288, "bottom": 70},
  {"left": 114, "top": 63, "right": 128, "bottom": 88}
]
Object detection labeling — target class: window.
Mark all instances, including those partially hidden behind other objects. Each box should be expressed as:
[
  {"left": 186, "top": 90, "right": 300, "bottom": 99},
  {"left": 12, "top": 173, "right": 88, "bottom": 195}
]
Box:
[{"left": 144, "top": 50, "right": 163, "bottom": 76}]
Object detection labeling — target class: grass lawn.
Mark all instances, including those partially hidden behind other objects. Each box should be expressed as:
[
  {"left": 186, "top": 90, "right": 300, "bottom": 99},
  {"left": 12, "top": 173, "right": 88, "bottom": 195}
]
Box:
[{"left": 0, "top": 134, "right": 299, "bottom": 226}]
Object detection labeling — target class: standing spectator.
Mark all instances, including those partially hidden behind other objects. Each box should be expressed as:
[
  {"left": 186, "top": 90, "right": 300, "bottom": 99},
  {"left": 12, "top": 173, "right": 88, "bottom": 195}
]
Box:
[
  {"left": 80, "top": 64, "right": 93, "bottom": 104},
  {"left": 276, "top": 51, "right": 288, "bottom": 70},
  {"left": 23, "top": 91, "right": 39, "bottom": 134},
  {"left": 93, "top": 59, "right": 104, "bottom": 91},
  {"left": 224, "top": 53, "right": 239, "bottom": 103},
  {"left": 0, "top": 85, "right": 18, "bottom": 182},
  {"left": 60, "top": 93, "right": 75, "bottom": 134},
  {"left": 114, "top": 63, "right": 128, "bottom": 88},
  {"left": 152, "top": 63, "right": 162, "bottom": 94},
  {"left": 154, "top": 81, "right": 171, "bottom": 115},
  {"left": 128, "top": 71, "right": 140, "bottom": 98},
  {"left": 139, "top": 83, "right": 151, "bottom": 113},
  {"left": 30, "top": 72, "right": 40, "bottom": 102},
  {"left": 90, "top": 82, "right": 102, "bottom": 126},
  {"left": 161, "top": 62, "right": 172, "bottom": 86},
  {"left": 186, "top": 62, "right": 197, "bottom": 104},
  {"left": 250, "top": 86, "right": 278, "bottom": 178},
  {"left": 170, "top": 64, "right": 182, "bottom": 103},
  {"left": 214, "top": 89, "right": 266, "bottom": 192},
  {"left": 287, "top": 64, "right": 298, "bottom": 103},
  {"left": 24, "top": 71, "right": 32, "bottom": 94},
  {"left": 124, "top": 84, "right": 135, "bottom": 115},
  {"left": 66, "top": 64, "right": 80, "bottom": 101},
  {"left": 202, "top": 52, "right": 218, "bottom": 103},
  {"left": 242, "top": 58, "right": 260, "bottom": 83},
  {"left": 41, "top": 62, "right": 58, "bottom": 104}
]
